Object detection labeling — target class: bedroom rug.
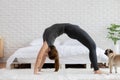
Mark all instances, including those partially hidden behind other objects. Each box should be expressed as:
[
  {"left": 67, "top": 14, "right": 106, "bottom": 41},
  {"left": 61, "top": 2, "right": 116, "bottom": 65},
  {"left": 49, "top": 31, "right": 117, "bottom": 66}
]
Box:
[{"left": 0, "top": 68, "right": 120, "bottom": 80}]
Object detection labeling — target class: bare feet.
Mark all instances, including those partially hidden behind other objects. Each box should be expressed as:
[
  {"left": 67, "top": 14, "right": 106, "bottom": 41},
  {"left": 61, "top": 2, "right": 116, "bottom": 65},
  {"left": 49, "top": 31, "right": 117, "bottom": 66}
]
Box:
[{"left": 94, "top": 70, "right": 102, "bottom": 74}]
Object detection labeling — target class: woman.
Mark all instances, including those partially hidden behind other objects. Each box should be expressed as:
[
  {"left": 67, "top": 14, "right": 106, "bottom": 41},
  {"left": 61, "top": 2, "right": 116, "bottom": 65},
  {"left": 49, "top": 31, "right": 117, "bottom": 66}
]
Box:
[{"left": 34, "top": 23, "right": 102, "bottom": 74}]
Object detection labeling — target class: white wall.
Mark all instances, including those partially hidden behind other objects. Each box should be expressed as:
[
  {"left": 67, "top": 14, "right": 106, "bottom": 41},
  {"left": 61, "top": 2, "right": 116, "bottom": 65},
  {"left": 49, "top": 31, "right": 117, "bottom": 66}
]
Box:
[{"left": 0, "top": 0, "right": 120, "bottom": 58}]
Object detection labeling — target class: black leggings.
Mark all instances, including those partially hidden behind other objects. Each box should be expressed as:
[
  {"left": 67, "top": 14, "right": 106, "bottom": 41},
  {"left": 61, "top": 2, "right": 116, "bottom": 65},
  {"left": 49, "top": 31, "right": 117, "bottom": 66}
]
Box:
[{"left": 64, "top": 25, "right": 99, "bottom": 71}]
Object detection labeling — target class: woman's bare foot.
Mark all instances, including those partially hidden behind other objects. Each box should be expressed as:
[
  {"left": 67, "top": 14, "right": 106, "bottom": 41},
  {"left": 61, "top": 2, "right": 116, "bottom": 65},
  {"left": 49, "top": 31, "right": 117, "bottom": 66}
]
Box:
[{"left": 94, "top": 70, "right": 102, "bottom": 74}]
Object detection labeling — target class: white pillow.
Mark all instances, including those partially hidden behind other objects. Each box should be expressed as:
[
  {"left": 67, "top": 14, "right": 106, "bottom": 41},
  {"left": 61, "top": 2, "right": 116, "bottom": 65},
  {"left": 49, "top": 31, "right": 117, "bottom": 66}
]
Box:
[
  {"left": 30, "top": 38, "right": 43, "bottom": 46},
  {"left": 63, "top": 39, "right": 83, "bottom": 46},
  {"left": 54, "top": 40, "right": 61, "bottom": 46},
  {"left": 30, "top": 38, "right": 60, "bottom": 46}
]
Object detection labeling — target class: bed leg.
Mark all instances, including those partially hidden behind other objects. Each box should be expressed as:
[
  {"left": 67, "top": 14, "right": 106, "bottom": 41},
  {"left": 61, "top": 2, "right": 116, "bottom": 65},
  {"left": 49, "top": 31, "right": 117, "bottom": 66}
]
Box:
[
  {"left": 11, "top": 64, "right": 14, "bottom": 69},
  {"left": 31, "top": 63, "right": 35, "bottom": 69},
  {"left": 86, "top": 63, "right": 91, "bottom": 69},
  {"left": 106, "top": 62, "right": 108, "bottom": 67},
  {"left": 104, "top": 62, "right": 108, "bottom": 68},
  {"left": 60, "top": 64, "right": 65, "bottom": 69}
]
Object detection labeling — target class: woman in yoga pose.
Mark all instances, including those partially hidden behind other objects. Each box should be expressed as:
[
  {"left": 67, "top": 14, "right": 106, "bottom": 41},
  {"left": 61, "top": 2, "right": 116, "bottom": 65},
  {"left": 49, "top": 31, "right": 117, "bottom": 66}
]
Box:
[{"left": 34, "top": 23, "right": 102, "bottom": 74}]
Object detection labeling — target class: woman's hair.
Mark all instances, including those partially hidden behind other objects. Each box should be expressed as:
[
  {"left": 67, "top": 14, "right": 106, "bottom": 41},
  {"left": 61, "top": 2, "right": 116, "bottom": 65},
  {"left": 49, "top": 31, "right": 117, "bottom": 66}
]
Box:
[
  {"left": 48, "top": 45, "right": 58, "bottom": 60},
  {"left": 48, "top": 45, "right": 59, "bottom": 71}
]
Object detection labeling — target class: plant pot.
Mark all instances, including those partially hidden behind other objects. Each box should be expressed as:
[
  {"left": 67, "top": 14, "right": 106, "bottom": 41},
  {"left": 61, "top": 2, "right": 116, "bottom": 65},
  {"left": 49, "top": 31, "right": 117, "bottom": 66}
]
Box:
[{"left": 114, "top": 44, "right": 119, "bottom": 53}]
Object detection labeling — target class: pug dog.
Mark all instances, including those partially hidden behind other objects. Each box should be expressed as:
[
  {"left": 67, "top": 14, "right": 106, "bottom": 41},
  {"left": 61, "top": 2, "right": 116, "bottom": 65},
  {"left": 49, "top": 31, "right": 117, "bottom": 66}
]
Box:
[{"left": 104, "top": 49, "right": 120, "bottom": 73}]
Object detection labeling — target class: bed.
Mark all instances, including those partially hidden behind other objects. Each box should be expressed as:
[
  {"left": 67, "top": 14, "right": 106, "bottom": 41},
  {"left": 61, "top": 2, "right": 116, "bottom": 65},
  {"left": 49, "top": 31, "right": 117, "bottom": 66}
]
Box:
[{"left": 6, "top": 38, "right": 107, "bottom": 69}]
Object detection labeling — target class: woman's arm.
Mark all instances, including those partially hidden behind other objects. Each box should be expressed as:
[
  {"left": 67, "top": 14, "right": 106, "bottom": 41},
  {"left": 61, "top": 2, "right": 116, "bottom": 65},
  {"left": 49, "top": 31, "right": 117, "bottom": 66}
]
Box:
[{"left": 34, "top": 41, "right": 49, "bottom": 74}]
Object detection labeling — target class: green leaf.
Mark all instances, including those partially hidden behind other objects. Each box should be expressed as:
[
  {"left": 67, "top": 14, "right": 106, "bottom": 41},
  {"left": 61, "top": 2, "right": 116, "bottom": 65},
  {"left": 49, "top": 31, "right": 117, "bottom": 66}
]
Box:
[{"left": 107, "top": 24, "right": 120, "bottom": 45}]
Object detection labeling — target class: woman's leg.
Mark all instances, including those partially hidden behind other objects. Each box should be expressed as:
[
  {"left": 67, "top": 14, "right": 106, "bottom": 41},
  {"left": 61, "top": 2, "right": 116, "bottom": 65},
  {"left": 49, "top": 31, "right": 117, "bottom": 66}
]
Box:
[
  {"left": 34, "top": 41, "right": 49, "bottom": 74},
  {"left": 85, "top": 42, "right": 102, "bottom": 74},
  {"left": 65, "top": 26, "right": 102, "bottom": 74}
]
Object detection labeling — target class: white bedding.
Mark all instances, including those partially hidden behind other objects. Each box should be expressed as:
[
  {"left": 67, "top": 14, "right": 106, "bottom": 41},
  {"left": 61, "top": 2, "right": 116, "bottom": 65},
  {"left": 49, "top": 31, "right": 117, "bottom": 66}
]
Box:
[
  {"left": 6, "top": 38, "right": 107, "bottom": 69},
  {"left": 6, "top": 45, "right": 107, "bottom": 69}
]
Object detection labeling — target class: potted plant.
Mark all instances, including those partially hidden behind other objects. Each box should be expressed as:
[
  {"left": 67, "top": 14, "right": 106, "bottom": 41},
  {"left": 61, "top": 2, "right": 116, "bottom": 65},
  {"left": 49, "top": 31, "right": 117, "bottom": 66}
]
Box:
[{"left": 107, "top": 24, "right": 120, "bottom": 53}]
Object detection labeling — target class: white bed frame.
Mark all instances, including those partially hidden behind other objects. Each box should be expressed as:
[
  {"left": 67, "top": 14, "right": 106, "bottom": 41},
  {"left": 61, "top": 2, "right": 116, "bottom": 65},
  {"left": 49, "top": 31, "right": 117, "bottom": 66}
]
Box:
[{"left": 10, "top": 54, "right": 107, "bottom": 70}]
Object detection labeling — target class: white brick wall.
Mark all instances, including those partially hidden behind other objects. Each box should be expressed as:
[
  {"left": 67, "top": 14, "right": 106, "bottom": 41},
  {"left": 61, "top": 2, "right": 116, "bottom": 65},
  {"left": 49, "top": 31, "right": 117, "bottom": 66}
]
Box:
[{"left": 0, "top": 0, "right": 120, "bottom": 58}]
